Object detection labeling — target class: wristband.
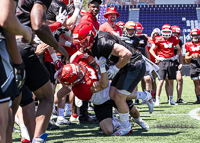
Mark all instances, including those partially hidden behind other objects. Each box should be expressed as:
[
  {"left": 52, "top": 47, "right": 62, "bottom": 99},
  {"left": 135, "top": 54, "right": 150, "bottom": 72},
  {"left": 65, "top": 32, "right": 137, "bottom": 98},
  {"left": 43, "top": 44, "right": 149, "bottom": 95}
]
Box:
[
  {"left": 51, "top": 53, "right": 59, "bottom": 62},
  {"left": 100, "top": 67, "right": 106, "bottom": 73},
  {"left": 65, "top": 41, "right": 72, "bottom": 47},
  {"left": 73, "top": 8, "right": 80, "bottom": 17}
]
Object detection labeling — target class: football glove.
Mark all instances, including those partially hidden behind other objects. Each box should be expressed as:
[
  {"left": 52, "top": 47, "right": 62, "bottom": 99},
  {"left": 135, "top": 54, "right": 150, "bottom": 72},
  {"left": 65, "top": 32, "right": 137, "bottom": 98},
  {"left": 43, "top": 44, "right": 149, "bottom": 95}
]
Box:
[
  {"left": 95, "top": 57, "right": 107, "bottom": 73},
  {"left": 56, "top": 7, "right": 67, "bottom": 24},
  {"left": 13, "top": 62, "right": 26, "bottom": 89},
  {"left": 107, "top": 65, "right": 120, "bottom": 79},
  {"left": 73, "top": 0, "right": 83, "bottom": 9}
]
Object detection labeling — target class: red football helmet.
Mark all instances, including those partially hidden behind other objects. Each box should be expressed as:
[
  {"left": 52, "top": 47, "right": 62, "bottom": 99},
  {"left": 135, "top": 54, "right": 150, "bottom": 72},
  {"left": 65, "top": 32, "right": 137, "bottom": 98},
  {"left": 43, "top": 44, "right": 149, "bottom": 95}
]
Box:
[
  {"left": 62, "top": 0, "right": 73, "bottom": 6},
  {"left": 73, "top": 21, "right": 97, "bottom": 53},
  {"left": 135, "top": 22, "right": 143, "bottom": 37},
  {"left": 116, "top": 21, "right": 125, "bottom": 30},
  {"left": 57, "top": 63, "right": 85, "bottom": 86},
  {"left": 161, "top": 24, "right": 172, "bottom": 39},
  {"left": 124, "top": 21, "right": 136, "bottom": 37},
  {"left": 190, "top": 28, "right": 200, "bottom": 42},
  {"left": 172, "top": 25, "right": 181, "bottom": 37}
]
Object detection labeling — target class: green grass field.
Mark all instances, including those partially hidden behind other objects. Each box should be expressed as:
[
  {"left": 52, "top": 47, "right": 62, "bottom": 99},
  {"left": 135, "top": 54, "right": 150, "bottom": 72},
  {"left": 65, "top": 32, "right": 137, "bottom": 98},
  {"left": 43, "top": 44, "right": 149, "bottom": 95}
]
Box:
[{"left": 12, "top": 76, "right": 200, "bottom": 143}]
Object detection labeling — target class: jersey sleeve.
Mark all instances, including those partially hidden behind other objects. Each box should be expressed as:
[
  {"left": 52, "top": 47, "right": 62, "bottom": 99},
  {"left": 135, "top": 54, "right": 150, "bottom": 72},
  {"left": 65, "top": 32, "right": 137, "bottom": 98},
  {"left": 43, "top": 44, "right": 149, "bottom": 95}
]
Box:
[
  {"left": 185, "top": 42, "right": 189, "bottom": 52},
  {"left": 34, "top": 0, "right": 52, "bottom": 10},
  {"left": 99, "top": 35, "right": 116, "bottom": 58},
  {"left": 174, "top": 36, "right": 179, "bottom": 45},
  {"left": 154, "top": 37, "right": 160, "bottom": 47}
]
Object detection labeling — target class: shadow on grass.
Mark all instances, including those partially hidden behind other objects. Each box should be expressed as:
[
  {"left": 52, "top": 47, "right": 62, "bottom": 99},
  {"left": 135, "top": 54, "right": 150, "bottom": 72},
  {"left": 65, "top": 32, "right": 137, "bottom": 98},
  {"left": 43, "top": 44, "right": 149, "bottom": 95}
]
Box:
[{"left": 131, "top": 129, "right": 183, "bottom": 136}]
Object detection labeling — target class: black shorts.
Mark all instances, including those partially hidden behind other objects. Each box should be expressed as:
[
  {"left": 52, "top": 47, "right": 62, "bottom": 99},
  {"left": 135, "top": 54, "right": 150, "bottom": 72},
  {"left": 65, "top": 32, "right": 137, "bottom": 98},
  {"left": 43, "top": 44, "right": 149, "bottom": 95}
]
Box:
[
  {"left": 190, "top": 60, "right": 200, "bottom": 80},
  {"left": 44, "top": 61, "right": 56, "bottom": 84},
  {"left": 0, "top": 39, "right": 19, "bottom": 103},
  {"left": 94, "top": 100, "right": 134, "bottom": 123},
  {"left": 20, "top": 85, "right": 33, "bottom": 107},
  {"left": 158, "top": 60, "right": 176, "bottom": 80},
  {"left": 174, "top": 60, "right": 181, "bottom": 72},
  {"left": 111, "top": 59, "right": 146, "bottom": 93},
  {"left": 17, "top": 39, "right": 50, "bottom": 91}
]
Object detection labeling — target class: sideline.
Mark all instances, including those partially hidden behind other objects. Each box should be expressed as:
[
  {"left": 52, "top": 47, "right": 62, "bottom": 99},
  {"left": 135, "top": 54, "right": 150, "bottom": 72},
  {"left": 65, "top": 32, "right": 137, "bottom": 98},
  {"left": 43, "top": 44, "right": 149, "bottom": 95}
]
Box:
[{"left": 188, "top": 107, "right": 200, "bottom": 121}]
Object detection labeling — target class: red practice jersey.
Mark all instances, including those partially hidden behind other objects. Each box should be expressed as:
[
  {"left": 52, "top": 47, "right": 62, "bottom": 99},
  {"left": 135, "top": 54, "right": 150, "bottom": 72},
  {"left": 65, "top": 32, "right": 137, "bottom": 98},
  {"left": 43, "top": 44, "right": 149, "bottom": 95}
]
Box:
[
  {"left": 147, "top": 37, "right": 157, "bottom": 63},
  {"left": 72, "top": 55, "right": 99, "bottom": 101},
  {"left": 100, "top": 22, "right": 122, "bottom": 36},
  {"left": 155, "top": 35, "right": 179, "bottom": 58},
  {"left": 185, "top": 41, "right": 200, "bottom": 56},
  {"left": 79, "top": 12, "right": 100, "bottom": 30}
]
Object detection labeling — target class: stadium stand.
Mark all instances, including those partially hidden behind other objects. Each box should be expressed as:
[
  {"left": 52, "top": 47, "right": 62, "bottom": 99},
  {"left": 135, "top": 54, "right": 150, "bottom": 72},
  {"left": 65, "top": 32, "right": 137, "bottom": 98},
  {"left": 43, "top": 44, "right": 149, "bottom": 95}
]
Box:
[{"left": 98, "top": 4, "right": 200, "bottom": 37}]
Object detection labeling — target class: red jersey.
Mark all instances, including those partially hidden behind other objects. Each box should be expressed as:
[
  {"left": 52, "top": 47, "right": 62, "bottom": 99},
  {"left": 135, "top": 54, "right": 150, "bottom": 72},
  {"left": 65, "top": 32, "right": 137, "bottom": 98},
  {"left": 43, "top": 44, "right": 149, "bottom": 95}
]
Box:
[
  {"left": 79, "top": 12, "right": 100, "bottom": 30},
  {"left": 44, "top": 49, "right": 53, "bottom": 62},
  {"left": 155, "top": 35, "right": 179, "bottom": 58},
  {"left": 147, "top": 37, "right": 157, "bottom": 63},
  {"left": 99, "top": 22, "right": 122, "bottom": 36},
  {"left": 185, "top": 41, "right": 200, "bottom": 56},
  {"left": 72, "top": 55, "right": 99, "bottom": 101}
]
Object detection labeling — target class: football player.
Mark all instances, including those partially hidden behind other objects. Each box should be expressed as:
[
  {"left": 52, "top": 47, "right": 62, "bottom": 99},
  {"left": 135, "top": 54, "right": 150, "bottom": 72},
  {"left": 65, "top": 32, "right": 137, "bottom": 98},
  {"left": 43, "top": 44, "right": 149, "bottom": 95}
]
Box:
[
  {"left": 116, "top": 21, "right": 125, "bottom": 34},
  {"left": 185, "top": 28, "right": 200, "bottom": 104},
  {"left": 135, "top": 22, "right": 152, "bottom": 103},
  {"left": 73, "top": 21, "right": 153, "bottom": 136},
  {"left": 14, "top": 0, "right": 82, "bottom": 141},
  {"left": 150, "top": 24, "right": 181, "bottom": 106},
  {"left": 99, "top": 7, "right": 122, "bottom": 37},
  {"left": 165, "top": 25, "right": 187, "bottom": 104}
]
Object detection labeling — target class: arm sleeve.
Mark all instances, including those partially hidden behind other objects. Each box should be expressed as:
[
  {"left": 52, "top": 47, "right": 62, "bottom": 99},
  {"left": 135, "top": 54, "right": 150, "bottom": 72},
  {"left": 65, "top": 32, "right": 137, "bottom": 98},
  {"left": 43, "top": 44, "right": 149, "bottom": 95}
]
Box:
[{"left": 48, "top": 22, "right": 61, "bottom": 32}]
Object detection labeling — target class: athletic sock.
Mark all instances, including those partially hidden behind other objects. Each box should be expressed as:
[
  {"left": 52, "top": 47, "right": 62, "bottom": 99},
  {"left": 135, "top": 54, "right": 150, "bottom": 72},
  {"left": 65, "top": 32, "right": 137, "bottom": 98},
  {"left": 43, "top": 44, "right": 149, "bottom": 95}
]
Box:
[
  {"left": 20, "top": 124, "right": 30, "bottom": 140},
  {"left": 156, "top": 96, "right": 160, "bottom": 103},
  {"left": 169, "top": 95, "right": 173, "bottom": 101},
  {"left": 136, "top": 91, "right": 147, "bottom": 99},
  {"left": 133, "top": 117, "right": 141, "bottom": 123},
  {"left": 57, "top": 108, "right": 64, "bottom": 117},
  {"left": 118, "top": 112, "right": 129, "bottom": 128}
]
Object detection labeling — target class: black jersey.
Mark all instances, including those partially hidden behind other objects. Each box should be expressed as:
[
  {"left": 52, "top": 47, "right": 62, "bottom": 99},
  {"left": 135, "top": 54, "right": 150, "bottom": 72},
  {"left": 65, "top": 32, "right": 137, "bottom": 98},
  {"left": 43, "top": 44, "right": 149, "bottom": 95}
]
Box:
[
  {"left": 16, "top": 0, "right": 52, "bottom": 27},
  {"left": 89, "top": 31, "right": 142, "bottom": 66},
  {"left": 122, "top": 35, "right": 140, "bottom": 50},
  {"left": 137, "top": 35, "right": 148, "bottom": 55},
  {"left": 47, "top": 0, "right": 68, "bottom": 21}
]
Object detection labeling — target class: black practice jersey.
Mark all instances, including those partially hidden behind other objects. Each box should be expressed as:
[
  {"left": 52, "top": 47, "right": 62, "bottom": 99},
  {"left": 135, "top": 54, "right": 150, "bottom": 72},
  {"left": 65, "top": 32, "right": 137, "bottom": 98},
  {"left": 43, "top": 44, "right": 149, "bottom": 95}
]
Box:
[
  {"left": 16, "top": 0, "right": 52, "bottom": 27},
  {"left": 89, "top": 31, "right": 142, "bottom": 65},
  {"left": 122, "top": 35, "right": 140, "bottom": 50},
  {"left": 47, "top": 0, "right": 68, "bottom": 21},
  {"left": 137, "top": 35, "right": 148, "bottom": 55}
]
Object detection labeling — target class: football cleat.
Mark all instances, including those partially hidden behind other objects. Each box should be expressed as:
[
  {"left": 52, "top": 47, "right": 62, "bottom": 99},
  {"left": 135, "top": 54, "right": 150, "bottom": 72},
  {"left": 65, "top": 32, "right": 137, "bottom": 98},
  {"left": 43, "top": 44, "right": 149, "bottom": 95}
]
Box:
[
  {"left": 177, "top": 98, "right": 187, "bottom": 104},
  {"left": 70, "top": 115, "right": 79, "bottom": 122},
  {"left": 21, "top": 137, "right": 30, "bottom": 143},
  {"left": 112, "top": 124, "right": 132, "bottom": 136},
  {"left": 154, "top": 100, "right": 160, "bottom": 106},
  {"left": 56, "top": 116, "right": 77, "bottom": 125},
  {"left": 132, "top": 117, "right": 149, "bottom": 129},
  {"left": 193, "top": 100, "right": 200, "bottom": 104},
  {"left": 169, "top": 99, "right": 178, "bottom": 105},
  {"left": 143, "top": 90, "right": 154, "bottom": 114}
]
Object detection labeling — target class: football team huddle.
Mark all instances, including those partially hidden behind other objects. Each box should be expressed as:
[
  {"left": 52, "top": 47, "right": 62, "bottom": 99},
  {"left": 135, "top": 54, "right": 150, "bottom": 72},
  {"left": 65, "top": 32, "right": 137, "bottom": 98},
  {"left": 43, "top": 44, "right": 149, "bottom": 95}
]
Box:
[{"left": 0, "top": 0, "right": 200, "bottom": 142}]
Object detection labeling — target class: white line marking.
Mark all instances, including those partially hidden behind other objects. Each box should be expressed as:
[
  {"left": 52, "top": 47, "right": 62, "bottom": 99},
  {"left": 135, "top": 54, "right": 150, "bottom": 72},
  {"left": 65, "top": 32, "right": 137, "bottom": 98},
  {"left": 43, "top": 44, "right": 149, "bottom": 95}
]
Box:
[{"left": 188, "top": 107, "right": 200, "bottom": 121}]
